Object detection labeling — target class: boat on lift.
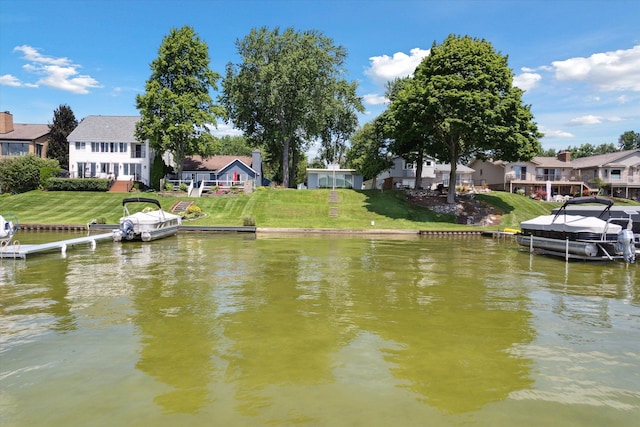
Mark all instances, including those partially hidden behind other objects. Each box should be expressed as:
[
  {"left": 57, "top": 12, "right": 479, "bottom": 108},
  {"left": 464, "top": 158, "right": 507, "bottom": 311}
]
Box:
[
  {"left": 113, "top": 198, "right": 181, "bottom": 242},
  {"left": 516, "top": 196, "right": 636, "bottom": 262},
  {"left": 1, "top": 214, "right": 18, "bottom": 245}
]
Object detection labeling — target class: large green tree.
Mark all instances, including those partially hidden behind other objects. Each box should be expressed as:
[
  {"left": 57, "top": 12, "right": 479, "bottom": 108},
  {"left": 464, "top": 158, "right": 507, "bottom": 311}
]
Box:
[
  {"left": 618, "top": 131, "right": 640, "bottom": 150},
  {"left": 212, "top": 135, "right": 256, "bottom": 156},
  {"left": 386, "top": 35, "right": 542, "bottom": 203},
  {"left": 383, "top": 76, "right": 434, "bottom": 189},
  {"left": 221, "top": 26, "right": 363, "bottom": 188},
  {"left": 47, "top": 104, "right": 77, "bottom": 170},
  {"left": 346, "top": 118, "right": 394, "bottom": 188},
  {"left": 135, "top": 25, "right": 224, "bottom": 178},
  {"left": 568, "top": 142, "right": 618, "bottom": 159},
  {"left": 317, "top": 80, "right": 363, "bottom": 166}
]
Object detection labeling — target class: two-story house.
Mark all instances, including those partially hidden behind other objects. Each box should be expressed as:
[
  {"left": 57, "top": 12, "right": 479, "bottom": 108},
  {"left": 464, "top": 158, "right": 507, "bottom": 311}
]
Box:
[
  {"left": 470, "top": 151, "right": 587, "bottom": 197},
  {"left": 0, "top": 111, "right": 50, "bottom": 159},
  {"left": 67, "top": 116, "right": 151, "bottom": 189},
  {"left": 469, "top": 149, "right": 640, "bottom": 200},
  {"left": 571, "top": 150, "right": 640, "bottom": 200},
  {"left": 370, "top": 156, "right": 474, "bottom": 190}
]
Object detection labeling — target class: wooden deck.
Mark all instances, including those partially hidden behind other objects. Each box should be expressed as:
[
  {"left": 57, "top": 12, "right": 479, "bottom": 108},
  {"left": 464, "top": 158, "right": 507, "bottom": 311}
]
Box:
[{"left": 0, "top": 233, "right": 114, "bottom": 259}]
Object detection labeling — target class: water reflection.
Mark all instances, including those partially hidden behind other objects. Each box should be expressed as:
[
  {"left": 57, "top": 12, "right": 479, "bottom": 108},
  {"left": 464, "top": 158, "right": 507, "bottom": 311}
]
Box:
[
  {"left": 0, "top": 256, "right": 75, "bottom": 352},
  {"left": 0, "top": 232, "right": 638, "bottom": 426}
]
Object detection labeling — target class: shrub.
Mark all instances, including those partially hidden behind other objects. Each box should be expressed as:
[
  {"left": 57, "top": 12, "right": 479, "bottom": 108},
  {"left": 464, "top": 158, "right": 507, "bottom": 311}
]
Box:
[
  {"left": 534, "top": 189, "right": 547, "bottom": 200},
  {"left": 0, "top": 154, "right": 60, "bottom": 193},
  {"left": 516, "top": 188, "right": 525, "bottom": 196},
  {"left": 179, "top": 182, "right": 188, "bottom": 192},
  {"left": 164, "top": 182, "right": 174, "bottom": 191},
  {"left": 242, "top": 215, "right": 256, "bottom": 226},
  {"left": 46, "top": 178, "right": 110, "bottom": 191},
  {"left": 186, "top": 205, "right": 201, "bottom": 215}
]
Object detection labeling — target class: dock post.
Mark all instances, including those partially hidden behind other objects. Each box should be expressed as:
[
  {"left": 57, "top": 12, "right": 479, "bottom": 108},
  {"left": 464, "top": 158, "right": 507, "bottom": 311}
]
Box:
[{"left": 61, "top": 244, "right": 67, "bottom": 257}]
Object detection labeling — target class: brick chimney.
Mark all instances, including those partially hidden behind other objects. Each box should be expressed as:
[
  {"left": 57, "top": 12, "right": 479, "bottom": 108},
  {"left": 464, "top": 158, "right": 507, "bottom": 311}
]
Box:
[
  {"left": 0, "top": 111, "right": 14, "bottom": 134},
  {"left": 557, "top": 150, "right": 571, "bottom": 162}
]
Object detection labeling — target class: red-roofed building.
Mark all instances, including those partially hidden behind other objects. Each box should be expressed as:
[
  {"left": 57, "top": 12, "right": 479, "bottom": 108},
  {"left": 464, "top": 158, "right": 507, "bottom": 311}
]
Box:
[{"left": 176, "top": 151, "right": 267, "bottom": 196}]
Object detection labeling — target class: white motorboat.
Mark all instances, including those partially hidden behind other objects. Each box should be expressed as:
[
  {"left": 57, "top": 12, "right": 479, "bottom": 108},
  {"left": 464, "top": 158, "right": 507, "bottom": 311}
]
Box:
[
  {"left": 1, "top": 214, "right": 18, "bottom": 244},
  {"left": 113, "top": 198, "right": 181, "bottom": 242},
  {"left": 516, "top": 196, "right": 636, "bottom": 262}
]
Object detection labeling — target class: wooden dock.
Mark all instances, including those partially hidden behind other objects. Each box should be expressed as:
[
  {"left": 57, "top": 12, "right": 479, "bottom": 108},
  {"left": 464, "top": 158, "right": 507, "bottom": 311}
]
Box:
[{"left": 0, "top": 233, "right": 114, "bottom": 259}]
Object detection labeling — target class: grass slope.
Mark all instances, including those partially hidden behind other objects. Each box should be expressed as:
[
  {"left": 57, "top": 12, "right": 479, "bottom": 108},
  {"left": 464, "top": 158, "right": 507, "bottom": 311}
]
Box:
[{"left": 2, "top": 189, "right": 615, "bottom": 231}]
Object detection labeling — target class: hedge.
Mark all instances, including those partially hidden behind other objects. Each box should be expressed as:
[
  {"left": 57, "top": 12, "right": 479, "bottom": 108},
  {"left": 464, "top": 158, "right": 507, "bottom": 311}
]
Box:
[{"left": 46, "top": 178, "right": 111, "bottom": 191}]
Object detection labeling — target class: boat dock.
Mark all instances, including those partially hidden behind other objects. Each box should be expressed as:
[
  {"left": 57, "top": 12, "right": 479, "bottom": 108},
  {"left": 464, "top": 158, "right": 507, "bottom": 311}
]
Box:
[{"left": 0, "top": 233, "right": 114, "bottom": 259}]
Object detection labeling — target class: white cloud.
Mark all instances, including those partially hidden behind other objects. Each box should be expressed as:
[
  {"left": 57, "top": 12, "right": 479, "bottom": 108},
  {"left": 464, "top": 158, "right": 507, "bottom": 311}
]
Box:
[
  {"left": 552, "top": 45, "right": 640, "bottom": 91},
  {"left": 14, "top": 45, "right": 72, "bottom": 66},
  {"left": 569, "top": 115, "right": 603, "bottom": 126},
  {"left": 0, "top": 74, "right": 23, "bottom": 87},
  {"left": 10, "top": 45, "right": 101, "bottom": 94},
  {"left": 513, "top": 72, "right": 542, "bottom": 91},
  {"left": 208, "top": 122, "right": 243, "bottom": 137},
  {"left": 539, "top": 126, "right": 574, "bottom": 139},
  {"left": 567, "top": 114, "right": 627, "bottom": 126},
  {"left": 365, "top": 48, "right": 430, "bottom": 87},
  {"left": 363, "top": 93, "right": 389, "bottom": 106}
]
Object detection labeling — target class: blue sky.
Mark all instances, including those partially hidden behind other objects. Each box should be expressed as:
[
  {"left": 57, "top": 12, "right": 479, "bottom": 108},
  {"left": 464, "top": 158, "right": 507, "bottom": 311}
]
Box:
[{"left": 1, "top": 0, "right": 639, "bottom": 154}]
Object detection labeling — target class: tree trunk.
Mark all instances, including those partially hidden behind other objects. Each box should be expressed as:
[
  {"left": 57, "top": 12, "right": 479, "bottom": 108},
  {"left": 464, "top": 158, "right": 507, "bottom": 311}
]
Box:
[
  {"left": 414, "top": 150, "right": 424, "bottom": 190},
  {"left": 447, "top": 138, "right": 458, "bottom": 204},
  {"left": 282, "top": 138, "right": 290, "bottom": 188},
  {"left": 290, "top": 148, "right": 298, "bottom": 188}
]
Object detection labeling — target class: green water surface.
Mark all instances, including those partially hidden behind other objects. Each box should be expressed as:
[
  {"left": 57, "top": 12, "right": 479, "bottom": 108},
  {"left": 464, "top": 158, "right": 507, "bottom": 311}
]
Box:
[{"left": 1, "top": 232, "right": 638, "bottom": 426}]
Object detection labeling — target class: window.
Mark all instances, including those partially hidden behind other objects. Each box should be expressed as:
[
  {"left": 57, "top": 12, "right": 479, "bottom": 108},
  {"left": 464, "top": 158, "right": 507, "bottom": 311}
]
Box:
[
  {"left": 514, "top": 165, "right": 527, "bottom": 180},
  {"left": 403, "top": 161, "right": 414, "bottom": 170},
  {"left": 1, "top": 142, "right": 30, "bottom": 156},
  {"left": 131, "top": 144, "right": 146, "bottom": 159},
  {"left": 611, "top": 169, "right": 621, "bottom": 180},
  {"left": 123, "top": 163, "right": 141, "bottom": 180},
  {"left": 75, "top": 142, "right": 86, "bottom": 150}
]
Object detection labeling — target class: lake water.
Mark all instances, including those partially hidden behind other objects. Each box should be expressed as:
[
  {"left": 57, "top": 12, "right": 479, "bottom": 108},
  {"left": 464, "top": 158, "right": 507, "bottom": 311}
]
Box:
[{"left": 1, "top": 232, "right": 638, "bottom": 426}]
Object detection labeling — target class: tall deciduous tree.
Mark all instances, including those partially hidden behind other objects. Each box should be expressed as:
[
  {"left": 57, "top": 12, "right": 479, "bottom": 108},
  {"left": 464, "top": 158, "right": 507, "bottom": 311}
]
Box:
[
  {"left": 317, "top": 80, "right": 363, "bottom": 166},
  {"left": 618, "top": 131, "right": 640, "bottom": 150},
  {"left": 135, "top": 25, "right": 224, "bottom": 178},
  {"left": 222, "top": 26, "right": 363, "bottom": 188},
  {"left": 47, "top": 104, "right": 77, "bottom": 170},
  {"left": 346, "top": 118, "right": 393, "bottom": 189},
  {"left": 386, "top": 35, "right": 542, "bottom": 203},
  {"left": 568, "top": 142, "right": 618, "bottom": 159},
  {"left": 384, "top": 77, "right": 434, "bottom": 189}
]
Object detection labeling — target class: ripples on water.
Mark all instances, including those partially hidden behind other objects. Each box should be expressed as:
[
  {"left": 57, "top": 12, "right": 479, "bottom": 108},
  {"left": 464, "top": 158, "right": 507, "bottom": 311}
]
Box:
[{"left": 0, "top": 232, "right": 638, "bottom": 426}]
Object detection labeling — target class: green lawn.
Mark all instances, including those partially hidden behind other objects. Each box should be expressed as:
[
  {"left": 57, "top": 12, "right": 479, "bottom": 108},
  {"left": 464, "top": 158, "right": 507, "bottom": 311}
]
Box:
[{"left": 4, "top": 188, "right": 635, "bottom": 231}]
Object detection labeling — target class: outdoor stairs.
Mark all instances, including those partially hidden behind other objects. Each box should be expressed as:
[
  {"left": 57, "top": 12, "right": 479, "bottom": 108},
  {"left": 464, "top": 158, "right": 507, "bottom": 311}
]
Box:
[
  {"left": 171, "top": 200, "right": 193, "bottom": 213},
  {"left": 329, "top": 190, "right": 339, "bottom": 217},
  {"left": 108, "top": 180, "right": 133, "bottom": 193}
]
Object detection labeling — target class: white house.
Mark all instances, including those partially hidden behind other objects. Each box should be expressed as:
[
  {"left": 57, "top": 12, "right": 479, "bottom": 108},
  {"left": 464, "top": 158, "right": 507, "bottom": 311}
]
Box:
[
  {"left": 370, "top": 156, "right": 474, "bottom": 190},
  {"left": 67, "top": 116, "right": 151, "bottom": 188},
  {"left": 305, "top": 163, "right": 363, "bottom": 189}
]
